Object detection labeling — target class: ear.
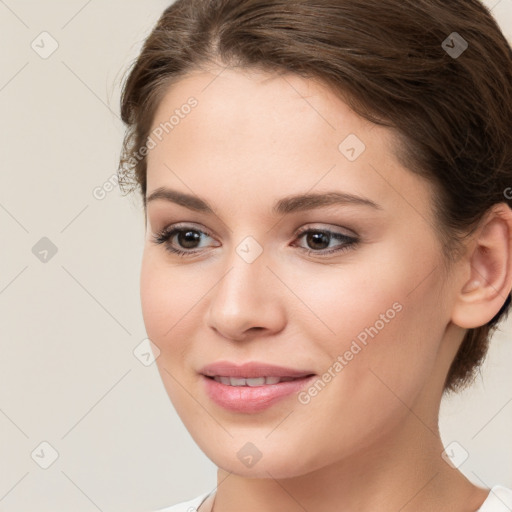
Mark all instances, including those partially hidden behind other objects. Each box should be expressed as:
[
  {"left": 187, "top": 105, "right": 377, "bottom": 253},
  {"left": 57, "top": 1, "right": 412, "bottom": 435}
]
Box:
[{"left": 451, "top": 202, "right": 512, "bottom": 329}]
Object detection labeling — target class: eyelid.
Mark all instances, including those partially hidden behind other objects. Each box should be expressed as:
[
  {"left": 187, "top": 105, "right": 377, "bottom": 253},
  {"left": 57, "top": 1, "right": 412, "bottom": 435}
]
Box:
[
  {"left": 294, "top": 223, "right": 357, "bottom": 238},
  {"left": 154, "top": 222, "right": 355, "bottom": 242},
  {"left": 292, "top": 226, "right": 359, "bottom": 256},
  {"left": 152, "top": 222, "right": 359, "bottom": 258},
  {"left": 156, "top": 222, "right": 215, "bottom": 238},
  {"left": 153, "top": 223, "right": 218, "bottom": 246}
]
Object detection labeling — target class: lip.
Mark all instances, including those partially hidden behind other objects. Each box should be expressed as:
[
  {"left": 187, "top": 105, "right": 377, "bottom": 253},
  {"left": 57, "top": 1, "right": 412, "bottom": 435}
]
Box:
[
  {"left": 199, "top": 361, "right": 316, "bottom": 413},
  {"left": 199, "top": 361, "right": 314, "bottom": 379}
]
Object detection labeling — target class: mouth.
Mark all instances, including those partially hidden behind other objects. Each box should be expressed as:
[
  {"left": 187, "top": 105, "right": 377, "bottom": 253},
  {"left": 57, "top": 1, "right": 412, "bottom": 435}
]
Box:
[
  {"left": 204, "top": 375, "right": 311, "bottom": 386},
  {"left": 199, "top": 360, "right": 315, "bottom": 380},
  {"left": 198, "top": 361, "right": 317, "bottom": 413}
]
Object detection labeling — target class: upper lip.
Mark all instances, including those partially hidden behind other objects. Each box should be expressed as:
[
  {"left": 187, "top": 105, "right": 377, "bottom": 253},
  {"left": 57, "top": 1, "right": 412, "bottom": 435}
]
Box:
[{"left": 200, "top": 361, "right": 315, "bottom": 379}]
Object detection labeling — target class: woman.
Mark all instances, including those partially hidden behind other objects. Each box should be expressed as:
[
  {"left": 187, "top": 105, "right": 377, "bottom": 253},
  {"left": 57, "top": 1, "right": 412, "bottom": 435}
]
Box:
[{"left": 117, "top": 0, "right": 512, "bottom": 510}]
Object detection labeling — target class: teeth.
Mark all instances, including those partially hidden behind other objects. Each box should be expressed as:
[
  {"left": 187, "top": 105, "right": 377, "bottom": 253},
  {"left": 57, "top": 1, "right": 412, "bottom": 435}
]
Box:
[
  {"left": 212, "top": 376, "right": 297, "bottom": 386},
  {"left": 245, "top": 377, "right": 266, "bottom": 387}
]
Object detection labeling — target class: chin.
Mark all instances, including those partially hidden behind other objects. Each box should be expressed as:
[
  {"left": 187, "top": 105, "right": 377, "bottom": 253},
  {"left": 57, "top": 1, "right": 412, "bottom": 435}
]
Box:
[{"left": 193, "top": 433, "right": 327, "bottom": 479}]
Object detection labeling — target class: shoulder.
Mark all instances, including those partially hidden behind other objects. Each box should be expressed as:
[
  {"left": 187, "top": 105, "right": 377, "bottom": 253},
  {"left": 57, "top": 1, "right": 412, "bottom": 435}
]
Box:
[
  {"left": 478, "top": 485, "right": 512, "bottom": 512},
  {"left": 153, "top": 491, "right": 212, "bottom": 512}
]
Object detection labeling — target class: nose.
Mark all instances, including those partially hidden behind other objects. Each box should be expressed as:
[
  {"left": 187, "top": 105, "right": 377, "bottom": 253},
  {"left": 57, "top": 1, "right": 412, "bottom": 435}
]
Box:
[{"left": 205, "top": 249, "right": 287, "bottom": 342}]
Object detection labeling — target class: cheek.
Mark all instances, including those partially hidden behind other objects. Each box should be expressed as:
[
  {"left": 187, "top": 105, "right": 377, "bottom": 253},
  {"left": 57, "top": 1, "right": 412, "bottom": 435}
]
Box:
[
  {"left": 293, "top": 242, "right": 447, "bottom": 397},
  {"left": 140, "top": 255, "right": 169, "bottom": 340},
  {"left": 140, "top": 252, "right": 201, "bottom": 406},
  {"left": 140, "top": 249, "right": 199, "bottom": 339},
  {"left": 283, "top": 260, "right": 412, "bottom": 357},
  {"left": 288, "top": 275, "right": 446, "bottom": 467}
]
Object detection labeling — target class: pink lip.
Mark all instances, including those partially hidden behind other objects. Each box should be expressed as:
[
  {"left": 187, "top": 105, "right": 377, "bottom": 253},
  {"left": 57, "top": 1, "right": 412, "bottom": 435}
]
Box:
[
  {"left": 199, "top": 361, "right": 316, "bottom": 413},
  {"left": 199, "top": 361, "right": 314, "bottom": 379}
]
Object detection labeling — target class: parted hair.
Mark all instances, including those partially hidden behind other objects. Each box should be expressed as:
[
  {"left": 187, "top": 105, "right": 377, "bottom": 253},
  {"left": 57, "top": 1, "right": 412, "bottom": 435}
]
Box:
[{"left": 118, "top": 0, "right": 512, "bottom": 393}]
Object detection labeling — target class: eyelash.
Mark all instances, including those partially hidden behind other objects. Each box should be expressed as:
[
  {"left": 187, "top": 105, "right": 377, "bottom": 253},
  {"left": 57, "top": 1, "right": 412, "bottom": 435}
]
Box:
[{"left": 151, "top": 224, "right": 359, "bottom": 258}]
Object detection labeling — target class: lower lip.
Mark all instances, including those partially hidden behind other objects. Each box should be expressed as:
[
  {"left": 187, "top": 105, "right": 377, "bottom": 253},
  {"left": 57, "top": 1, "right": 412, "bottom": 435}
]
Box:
[{"left": 201, "top": 375, "right": 316, "bottom": 413}]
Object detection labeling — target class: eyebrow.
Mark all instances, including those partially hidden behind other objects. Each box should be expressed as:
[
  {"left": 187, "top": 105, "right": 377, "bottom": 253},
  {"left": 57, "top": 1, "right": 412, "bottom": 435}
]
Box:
[{"left": 146, "top": 187, "right": 382, "bottom": 215}]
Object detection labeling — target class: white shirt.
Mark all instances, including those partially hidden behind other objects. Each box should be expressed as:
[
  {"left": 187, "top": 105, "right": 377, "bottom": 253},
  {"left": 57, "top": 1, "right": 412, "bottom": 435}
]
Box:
[{"left": 155, "top": 485, "right": 512, "bottom": 511}]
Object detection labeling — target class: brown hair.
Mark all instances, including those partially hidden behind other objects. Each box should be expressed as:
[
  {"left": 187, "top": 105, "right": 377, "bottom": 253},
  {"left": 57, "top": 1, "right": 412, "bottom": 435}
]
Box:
[{"left": 118, "top": 0, "right": 512, "bottom": 393}]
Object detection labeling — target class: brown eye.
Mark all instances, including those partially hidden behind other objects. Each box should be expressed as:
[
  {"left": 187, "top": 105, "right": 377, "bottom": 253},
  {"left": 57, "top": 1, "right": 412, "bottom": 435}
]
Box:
[
  {"left": 151, "top": 225, "right": 217, "bottom": 256},
  {"left": 295, "top": 228, "right": 359, "bottom": 257},
  {"left": 175, "top": 230, "right": 202, "bottom": 249},
  {"left": 304, "top": 231, "right": 331, "bottom": 250}
]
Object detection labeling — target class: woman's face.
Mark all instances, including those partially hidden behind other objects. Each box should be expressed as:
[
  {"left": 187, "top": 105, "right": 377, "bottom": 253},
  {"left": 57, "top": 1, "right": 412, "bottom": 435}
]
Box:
[{"left": 141, "top": 67, "right": 461, "bottom": 478}]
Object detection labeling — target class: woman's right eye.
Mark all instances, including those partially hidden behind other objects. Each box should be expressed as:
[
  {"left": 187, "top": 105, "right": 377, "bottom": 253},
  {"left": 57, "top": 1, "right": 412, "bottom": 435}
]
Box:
[{"left": 151, "top": 225, "right": 216, "bottom": 257}]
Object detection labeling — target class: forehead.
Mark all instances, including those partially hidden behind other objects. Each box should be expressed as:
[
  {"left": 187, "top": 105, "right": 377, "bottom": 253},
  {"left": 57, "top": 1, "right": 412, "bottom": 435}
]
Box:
[
  {"left": 146, "top": 67, "right": 433, "bottom": 221},
  {"left": 149, "top": 67, "right": 371, "bottom": 156}
]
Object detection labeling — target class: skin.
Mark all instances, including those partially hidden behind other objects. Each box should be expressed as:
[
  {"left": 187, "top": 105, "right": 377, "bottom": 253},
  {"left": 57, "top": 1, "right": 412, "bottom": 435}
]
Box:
[{"left": 140, "top": 65, "right": 512, "bottom": 512}]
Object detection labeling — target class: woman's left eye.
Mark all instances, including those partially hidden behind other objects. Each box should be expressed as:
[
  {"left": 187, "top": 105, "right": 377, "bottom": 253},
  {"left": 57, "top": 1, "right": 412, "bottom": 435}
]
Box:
[
  {"left": 293, "top": 228, "right": 359, "bottom": 256},
  {"left": 151, "top": 224, "right": 359, "bottom": 258}
]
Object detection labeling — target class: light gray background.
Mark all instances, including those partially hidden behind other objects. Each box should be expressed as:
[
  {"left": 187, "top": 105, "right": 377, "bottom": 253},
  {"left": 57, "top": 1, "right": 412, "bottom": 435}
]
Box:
[{"left": 0, "top": 1, "right": 511, "bottom": 511}]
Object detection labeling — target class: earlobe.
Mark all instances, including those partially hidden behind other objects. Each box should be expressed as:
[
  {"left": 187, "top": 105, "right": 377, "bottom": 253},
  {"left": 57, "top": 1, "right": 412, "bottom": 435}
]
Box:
[{"left": 451, "top": 203, "right": 512, "bottom": 329}]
